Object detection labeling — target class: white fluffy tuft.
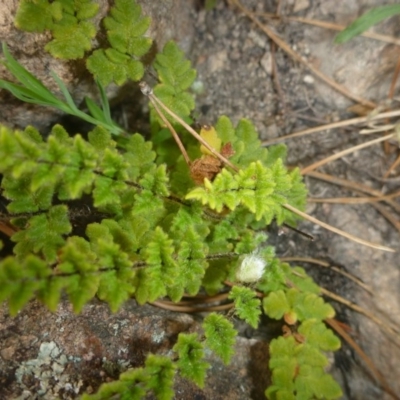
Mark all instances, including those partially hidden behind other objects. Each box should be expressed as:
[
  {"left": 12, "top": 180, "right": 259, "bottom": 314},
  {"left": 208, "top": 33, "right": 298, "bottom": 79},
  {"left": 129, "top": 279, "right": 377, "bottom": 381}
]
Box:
[{"left": 236, "top": 252, "right": 266, "bottom": 283}]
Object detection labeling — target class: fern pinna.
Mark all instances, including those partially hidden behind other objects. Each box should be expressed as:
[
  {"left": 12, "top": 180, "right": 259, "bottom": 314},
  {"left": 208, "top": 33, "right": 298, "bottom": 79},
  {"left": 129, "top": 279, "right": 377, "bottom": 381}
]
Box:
[{"left": 0, "top": 0, "right": 343, "bottom": 399}]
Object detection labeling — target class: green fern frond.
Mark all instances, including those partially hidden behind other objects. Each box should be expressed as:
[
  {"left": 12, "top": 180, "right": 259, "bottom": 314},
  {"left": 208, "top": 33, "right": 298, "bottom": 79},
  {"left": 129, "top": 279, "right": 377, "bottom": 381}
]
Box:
[
  {"left": 0, "top": 255, "right": 51, "bottom": 316},
  {"left": 86, "top": 0, "right": 152, "bottom": 86},
  {"left": 186, "top": 160, "right": 303, "bottom": 225},
  {"left": 12, "top": 205, "right": 71, "bottom": 262},
  {"left": 203, "top": 313, "right": 237, "bottom": 364},
  {"left": 266, "top": 336, "right": 342, "bottom": 400},
  {"left": 173, "top": 333, "right": 210, "bottom": 388},
  {"left": 174, "top": 227, "right": 208, "bottom": 296},
  {"left": 263, "top": 288, "right": 335, "bottom": 324},
  {"left": 16, "top": 0, "right": 99, "bottom": 59},
  {"left": 81, "top": 355, "right": 175, "bottom": 400},
  {"left": 103, "top": 0, "right": 151, "bottom": 56},
  {"left": 215, "top": 116, "right": 287, "bottom": 168},
  {"left": 152, "top": 41, "right": 197, "bottom": 126},
  {"left": 145, "top": 355, "right": 176, "bottom": 400},
  {"left": 298, "top": 320, "right": 341, "bottom": 352},
  {"left": 229, "top": 286, "right": 261, "bottom": 328},
  {"left": 81, "top": 368, "right": 149, "bottom": 400},
  {"left": 15, "top": 0, "right": 63, "bottom": 32}
]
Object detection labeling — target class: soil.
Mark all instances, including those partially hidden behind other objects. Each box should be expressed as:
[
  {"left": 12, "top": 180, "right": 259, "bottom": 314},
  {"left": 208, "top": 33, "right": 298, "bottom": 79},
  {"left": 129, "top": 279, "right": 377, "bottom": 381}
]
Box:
[{"left": 1, "top": 0, "right": 400, "bottom": 399}]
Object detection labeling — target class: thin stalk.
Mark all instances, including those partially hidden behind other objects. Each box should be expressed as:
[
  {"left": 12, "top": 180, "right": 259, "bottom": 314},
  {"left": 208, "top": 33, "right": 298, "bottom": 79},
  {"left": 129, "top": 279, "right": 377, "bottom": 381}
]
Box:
[
  {"left": 300, "top": 134, "right": 394, "bottom": 175},
  {"left": 282, "top": 203, "right": 395, "bottom": 252},
  {"left": 262, "top": 109, "right": 400, "bottom": 146},
  {"left": 147, "top": 95, "right": 191, "bottom": 166},
  {"left": 139, "top": 82, "right": 239, "bottom": 172}
]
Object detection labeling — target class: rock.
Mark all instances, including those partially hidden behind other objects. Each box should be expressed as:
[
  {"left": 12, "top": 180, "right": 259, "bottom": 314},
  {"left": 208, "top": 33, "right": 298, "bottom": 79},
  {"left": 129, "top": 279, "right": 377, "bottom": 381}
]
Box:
[{"left": 0, "top": 298, "right": 270, "bottom": 399}]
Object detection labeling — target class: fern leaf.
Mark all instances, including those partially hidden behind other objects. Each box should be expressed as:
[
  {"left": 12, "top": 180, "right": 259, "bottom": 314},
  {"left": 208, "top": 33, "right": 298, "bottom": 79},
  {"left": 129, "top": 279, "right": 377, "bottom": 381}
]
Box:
[
  {"left": 175, "top": 227, "right": 208, "bottom": 296},
  {"left": 0, "top": 255, "right": 50, "bottom": 316},
  {"left": 103, "top": 0, "right": 152, "bottom": 56},
  {"left": 145, "top": 355, "right": 176, "bottom": 400},
  {"left": 86, "top": 0, "right": 151, "bottom": 85},
  {"left": 144, "top": 227, "right": 177, "bottom": 286},
  {"left": 173, "top": 333, "right": 210, "bottom": 388},
  {"left": 12, "top": 205, "right": 71, "bottom": 262},
  {"left": 203, "top": 313, "right": 236, "bottom": 364},
  {"left": 152, "top": 41, "right": 196, "bottom": 126},
  {"left": 2, "top": 175, "right": 54, "bottom": 213},
  {"left": 263, "top": 289, "right": 290, "bottom": 320},
  {"left": 56, "top": 236, "right": 99, "bottom": 312},
  {"left": 15, "top": 0, "right": 62, "bottom": 32},
  {"left": 298, "top": 320, "right": 341, "bottom": 351},
  {"left": 87, "top": 48, "right": 145, "bottom": 86},
  {"left": 123, "top": 134, "right": 157, "bottom": 180},
  {"left": 81, "top": 367, "right": 149, "bottom": 400},
  {"left": 229, "top": 286, "right": 261, "bottom": 328},
  {"left": 292, "top": 292, "right": 336, "bottom": 321},
  {"left": 45, "top": 18, "right": 97, "bottom": 59},
  {"left": 16, "top": 0, "right": 99, "bottom": 59},
  {"left": 295, "top": 364, "right": 343, "bottom": 400}
]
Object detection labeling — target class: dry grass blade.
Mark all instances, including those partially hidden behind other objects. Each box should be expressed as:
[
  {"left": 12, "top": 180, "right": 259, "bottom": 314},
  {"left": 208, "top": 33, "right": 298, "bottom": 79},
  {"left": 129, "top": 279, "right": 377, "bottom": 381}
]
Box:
[
  {"left": 262, "top": 109, "right": 400, "bottom": 146},
  {"left": 325, "top": 318, "right": 400, "bottom": 400},
  {"left": 229, "top": 0, "right": 376, "bottom": 109},
  {"left": 322, "top": 288, "right": 400, "bottom": 341},
  {"left": 301, "top": 134, "right": 394, "bottom": 174},
  {"left": 282, "top": 203, "right": 395, "bottom": 252},
  {"left": 384, "top": 153, "right": 400, "bottom": 178},
  {"left": 307, "top": 171, "right": 400, "bottom": 233},
  {"left": 306, "top": 170, "right": 400, "bottom": 213},
  {"left": 139, "top": 82, "right": 239, "bottom": 172},
  {"left": 280, "top": 256, "right": 373, "bottom": 294},
  {"left": 147, "top": 95, "right": 191, "bottom": 166},
  {"left": 308, "top": 190, "right": 400, "bottom": 204},
  {"left": 256, "top": 13, "right": 400, "bottom": 46}
]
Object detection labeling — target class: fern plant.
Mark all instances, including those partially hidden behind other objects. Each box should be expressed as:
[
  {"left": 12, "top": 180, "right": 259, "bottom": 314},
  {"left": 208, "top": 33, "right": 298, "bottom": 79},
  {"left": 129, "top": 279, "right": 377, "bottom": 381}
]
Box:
[{"left": 0, "top": 1, "right": 344, "bottom": 399}]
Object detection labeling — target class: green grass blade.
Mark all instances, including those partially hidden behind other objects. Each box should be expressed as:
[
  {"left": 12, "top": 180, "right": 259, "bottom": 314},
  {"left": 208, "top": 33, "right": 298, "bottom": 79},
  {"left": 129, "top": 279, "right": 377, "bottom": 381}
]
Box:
[
  {"left": 96, "top": 79, "right": 113, "bottom": 124},
  {"left": 85, "top": 96, "right": 107, "bottom": 123},
  {"left": 50, "top": 70, "right": 79, "bottom": 111},
  {"left": 0, "top": 79, "right": 67, "bottom": 111},
  {"left": 1, "top": 43, "right": 54, "bottom": 98},
  {"left": 335, "top": 4, "right": 400, "bottom": 44}
]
